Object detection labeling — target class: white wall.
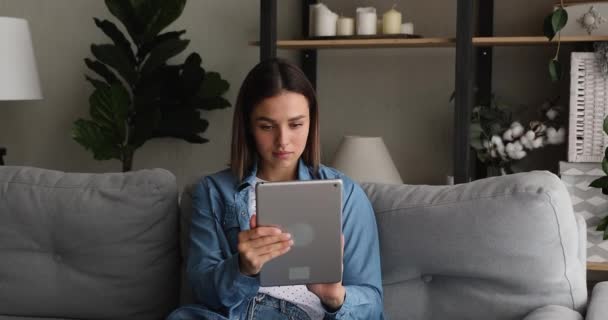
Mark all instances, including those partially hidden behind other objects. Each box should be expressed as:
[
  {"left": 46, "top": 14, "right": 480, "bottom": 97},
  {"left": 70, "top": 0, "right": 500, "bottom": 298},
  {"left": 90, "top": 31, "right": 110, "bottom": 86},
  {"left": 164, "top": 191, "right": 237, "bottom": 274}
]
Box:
[
  {"left": 0, "top": 0, "right": 300, "bottom": 188},
  {"left": 0, "top": 0, "right": 568, "bottom": 187}
]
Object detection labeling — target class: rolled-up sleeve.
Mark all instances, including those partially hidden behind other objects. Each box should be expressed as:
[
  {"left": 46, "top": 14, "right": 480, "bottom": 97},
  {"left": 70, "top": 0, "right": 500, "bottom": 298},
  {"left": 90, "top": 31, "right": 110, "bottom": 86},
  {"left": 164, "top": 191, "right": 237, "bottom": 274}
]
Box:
[{"left": 325, "top": 178, "right": 384, "bottom": 319}]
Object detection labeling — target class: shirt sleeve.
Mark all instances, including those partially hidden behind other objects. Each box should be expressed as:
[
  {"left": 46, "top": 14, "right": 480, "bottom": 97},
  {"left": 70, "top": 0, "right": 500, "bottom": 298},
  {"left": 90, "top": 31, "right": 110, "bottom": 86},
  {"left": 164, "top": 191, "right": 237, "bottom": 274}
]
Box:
[
  {"left": 324, "top": 178, "right": 385, "bottom": 319},
  {"left": 186, "top": 178, "right": 260, "bottom": 315}
]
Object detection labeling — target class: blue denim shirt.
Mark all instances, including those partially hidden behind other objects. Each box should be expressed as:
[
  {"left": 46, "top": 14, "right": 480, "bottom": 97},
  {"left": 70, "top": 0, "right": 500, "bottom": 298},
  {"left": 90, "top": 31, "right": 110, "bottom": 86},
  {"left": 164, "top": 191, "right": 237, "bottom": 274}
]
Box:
[{"left": 187, "top": 159, "right": 384, "bottom": 319}]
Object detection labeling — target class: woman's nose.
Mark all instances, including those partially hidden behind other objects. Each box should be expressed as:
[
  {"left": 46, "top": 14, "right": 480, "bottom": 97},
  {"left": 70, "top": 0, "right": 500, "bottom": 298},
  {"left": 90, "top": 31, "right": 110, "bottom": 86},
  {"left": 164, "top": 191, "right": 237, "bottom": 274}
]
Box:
[{"left": 276, "top": 127, "right": 289, "bottom": 147}]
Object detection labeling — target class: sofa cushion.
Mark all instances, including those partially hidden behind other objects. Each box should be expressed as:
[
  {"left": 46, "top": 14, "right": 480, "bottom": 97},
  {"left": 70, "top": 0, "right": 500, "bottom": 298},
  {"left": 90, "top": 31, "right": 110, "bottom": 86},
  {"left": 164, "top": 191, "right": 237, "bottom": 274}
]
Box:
[
  {"left": 0, "top": 166, "right": 179, "bottom": 320},
  {"left": 362, "top": 171, "right": 587, "bottom": 320}
]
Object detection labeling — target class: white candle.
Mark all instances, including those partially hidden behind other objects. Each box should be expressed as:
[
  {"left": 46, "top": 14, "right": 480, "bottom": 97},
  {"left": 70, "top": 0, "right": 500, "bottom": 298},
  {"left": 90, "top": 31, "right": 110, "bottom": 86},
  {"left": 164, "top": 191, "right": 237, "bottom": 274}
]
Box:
[
  {"left": 356, "top": 7, "right": 377, "bottom": 35},
  {"left": 311, "top": 3, "right": 338, "bottom": 37},
  {"left": 401, "top": 22, "right": 414, "bottom": 35},
  {"left": 336, "top": 16, "right": 354, "bottom": 36},
  {"left": 382, "top": 7, "right": 402, "bottom": 34}
]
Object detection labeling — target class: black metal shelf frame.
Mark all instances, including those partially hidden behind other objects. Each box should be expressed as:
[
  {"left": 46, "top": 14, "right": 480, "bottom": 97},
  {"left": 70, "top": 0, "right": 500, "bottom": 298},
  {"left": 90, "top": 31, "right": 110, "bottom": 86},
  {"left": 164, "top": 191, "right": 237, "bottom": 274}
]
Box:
[{"left": 259, "top": 0, "right": 490, "bottom": 183}]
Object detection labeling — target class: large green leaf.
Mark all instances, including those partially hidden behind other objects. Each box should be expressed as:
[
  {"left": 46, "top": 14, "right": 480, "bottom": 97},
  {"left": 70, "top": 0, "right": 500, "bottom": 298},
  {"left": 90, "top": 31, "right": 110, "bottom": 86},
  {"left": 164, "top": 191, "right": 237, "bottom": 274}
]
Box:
[
  {"left": 91, "top": 44, "right": 138, "bottom": 86},
  {"left": 590, "top": 176, "right": 608, "bottom": 188},
  {"left": 104, "top": 0, "right": 144, "bottom": 45},
  {"left": 93, "top": 18, "right": 136, "bottom": 65},
  {"left": 138, "top": 30, "right": 186, "bottom": 61},
  {"left": 85, "top": 58, "right": 120, "bottom": 85},
  {"left": 154, "top": 108, "right": 209, "bottom": 143},
  {"left": 180, "top": 53, "right": 205, "bottom": 98},
  {"left": 141, "top": 38, "right": 190, "bottom": 74},
  {"left": 89, "top": 84, "right": 131, "bottom": 143},
  {"left": 72, "top": 119, "right": 122, "bottom": 160},
  {"left": 129, "top": 101, "right": 161, "bottom": 147},
  {"left": 552, "top": 8, "right": 568, "bottom": 34},
  {"left": 199, "top": 96, "right": 231, "bottom": 111},
  {"left": 200, "top": 71, "right": 230, "bottom": 99},
  {"left": 85, "top": 76, "right": 110, "bottom": 90},
  {"left": 141, "top": 0, "right": 186, "bottom": 41},
  {"left": 597, "top": 216, "right": 608, "bottom": 232},
  {"left": 549, "top": 59, "right": 561, "bottom": 82}
]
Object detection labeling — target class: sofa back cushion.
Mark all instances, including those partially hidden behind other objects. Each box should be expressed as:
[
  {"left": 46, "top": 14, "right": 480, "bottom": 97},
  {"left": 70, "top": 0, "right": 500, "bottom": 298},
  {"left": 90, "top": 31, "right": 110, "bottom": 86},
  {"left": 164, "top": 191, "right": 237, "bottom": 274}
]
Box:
[
  {"left": 0, "top": 166, "right": 179, "bottom": 320},
  {"left": 362, "top": 171, "right": 587, "bottom": 320}
]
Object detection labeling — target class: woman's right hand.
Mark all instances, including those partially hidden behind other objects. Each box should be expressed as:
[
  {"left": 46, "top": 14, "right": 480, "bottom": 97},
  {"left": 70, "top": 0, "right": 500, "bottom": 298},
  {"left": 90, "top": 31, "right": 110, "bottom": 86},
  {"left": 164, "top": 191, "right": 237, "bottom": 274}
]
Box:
[{"left": 237, "top": 214, "right": 293, "bottom": 276}]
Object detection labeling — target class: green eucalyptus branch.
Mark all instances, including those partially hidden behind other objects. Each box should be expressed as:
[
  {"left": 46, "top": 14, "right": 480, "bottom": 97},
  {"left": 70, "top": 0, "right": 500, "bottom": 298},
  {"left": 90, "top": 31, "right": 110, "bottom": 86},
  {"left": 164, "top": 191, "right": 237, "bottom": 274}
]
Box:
[{"left": 544, "top": 1, "right": 568, "bottom": 81}]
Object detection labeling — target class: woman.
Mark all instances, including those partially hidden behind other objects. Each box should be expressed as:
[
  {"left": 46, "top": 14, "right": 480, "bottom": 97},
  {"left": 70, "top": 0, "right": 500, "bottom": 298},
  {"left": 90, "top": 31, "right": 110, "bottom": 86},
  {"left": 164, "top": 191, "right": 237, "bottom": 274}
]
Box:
[{"left": 168, "top": 58, "right": 383, "bottom": 320}]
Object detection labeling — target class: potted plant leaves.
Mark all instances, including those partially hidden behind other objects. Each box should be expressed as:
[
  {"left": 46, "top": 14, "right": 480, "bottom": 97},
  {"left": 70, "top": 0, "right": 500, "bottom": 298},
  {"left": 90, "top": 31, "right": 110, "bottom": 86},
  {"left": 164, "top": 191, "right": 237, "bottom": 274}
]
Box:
[{"left": 73, "top": 0, "right": 231, "bottom": 171}]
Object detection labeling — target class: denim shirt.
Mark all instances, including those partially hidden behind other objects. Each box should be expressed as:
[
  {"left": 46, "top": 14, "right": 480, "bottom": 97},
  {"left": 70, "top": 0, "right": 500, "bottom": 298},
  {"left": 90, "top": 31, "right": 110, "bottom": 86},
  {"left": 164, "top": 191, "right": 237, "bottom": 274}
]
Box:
[{"left": 187, "top": 159, "right": 384, "bottom": 319}]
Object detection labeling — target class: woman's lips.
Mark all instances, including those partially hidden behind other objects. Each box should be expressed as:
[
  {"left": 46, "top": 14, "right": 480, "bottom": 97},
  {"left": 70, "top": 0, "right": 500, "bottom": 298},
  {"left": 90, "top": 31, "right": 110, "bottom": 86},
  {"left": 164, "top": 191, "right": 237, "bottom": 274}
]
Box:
[{"left": 273, "top": 151, "right": 292, "bottom": 159}]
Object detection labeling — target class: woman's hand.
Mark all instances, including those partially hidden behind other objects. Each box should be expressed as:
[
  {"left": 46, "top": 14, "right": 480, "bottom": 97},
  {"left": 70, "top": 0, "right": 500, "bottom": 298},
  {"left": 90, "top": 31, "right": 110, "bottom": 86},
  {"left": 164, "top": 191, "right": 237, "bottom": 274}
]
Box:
[
  {"left": 237, "top": 214, "right": 293, "bottom": 276},
  {"left": 307, "top": 234, "right": 346, "bottom": 311}
]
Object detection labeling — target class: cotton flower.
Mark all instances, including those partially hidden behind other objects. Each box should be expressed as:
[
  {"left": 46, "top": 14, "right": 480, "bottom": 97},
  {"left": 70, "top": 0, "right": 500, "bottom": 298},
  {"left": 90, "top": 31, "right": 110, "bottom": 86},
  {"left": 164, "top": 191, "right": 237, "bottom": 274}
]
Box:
[
  {"left": 532, "top": 137, "right": 544, "bottom": 148},
  {"left": 546, "top": 108, "right": 558, "bottom": 120},
  {"left": 509, "top": 141, "right": 526, "bottom": 160},
  {"left": 510, "top": 122, "right": 525, "bottom": 138},
  {"left": 546, "top": 127, "right": 566, "bottom": 145},
  {"left": 506, "top": 141, "right": 526, "bottom": 160},
  {"left": 530, "top": 121, "right": 547, "bottom": 135},
  {"left": 503, "top": 129, "right": 514, "bottom": 141}
]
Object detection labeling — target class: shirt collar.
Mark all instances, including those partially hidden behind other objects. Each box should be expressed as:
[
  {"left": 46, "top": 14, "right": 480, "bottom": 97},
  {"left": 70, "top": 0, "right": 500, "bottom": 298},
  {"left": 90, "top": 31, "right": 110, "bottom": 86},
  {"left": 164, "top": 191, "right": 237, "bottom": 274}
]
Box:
[{"left": 238, "top": 158, "right": 312, "bottom": 190}]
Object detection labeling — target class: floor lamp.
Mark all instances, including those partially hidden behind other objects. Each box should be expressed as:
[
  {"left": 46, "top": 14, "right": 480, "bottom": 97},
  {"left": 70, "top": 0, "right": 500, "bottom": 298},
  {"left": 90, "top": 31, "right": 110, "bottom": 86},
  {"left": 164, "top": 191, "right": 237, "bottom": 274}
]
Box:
[{"left": 0, "top": 17, "right": 43, "bottom": 165}]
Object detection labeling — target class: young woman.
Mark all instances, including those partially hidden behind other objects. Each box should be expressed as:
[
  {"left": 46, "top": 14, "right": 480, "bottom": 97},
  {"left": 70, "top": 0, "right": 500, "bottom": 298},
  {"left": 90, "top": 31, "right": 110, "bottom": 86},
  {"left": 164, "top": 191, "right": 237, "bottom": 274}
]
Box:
[{"left": 168, "top": 58, "right": 383, "bottom": 320}]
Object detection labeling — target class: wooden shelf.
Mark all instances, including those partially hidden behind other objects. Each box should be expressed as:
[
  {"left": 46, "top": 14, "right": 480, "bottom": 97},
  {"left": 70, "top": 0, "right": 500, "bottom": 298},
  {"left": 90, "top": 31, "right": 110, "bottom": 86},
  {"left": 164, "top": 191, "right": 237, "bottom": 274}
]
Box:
[
  {"left": 250, "top": 35, "right": 608, "bottom": 50},
  {"left": 588, "top": 262, "right": 608, "bottom": 272}
]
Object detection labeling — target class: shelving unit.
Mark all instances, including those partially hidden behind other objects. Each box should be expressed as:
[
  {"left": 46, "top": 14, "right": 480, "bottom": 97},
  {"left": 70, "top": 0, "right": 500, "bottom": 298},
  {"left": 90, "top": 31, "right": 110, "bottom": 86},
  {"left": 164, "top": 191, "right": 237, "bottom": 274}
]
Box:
[
  {"left": 257, "top": 0, "right": 608, "bottom": 183},
  {"left": 588, "top": 263, "right": 608, "bottom": 272},
  {"left": 257, "top": 0, "right": 608, "bottom": 273},
  {"left": 252, "top": 35, "right": 608, "bottom": 50}
]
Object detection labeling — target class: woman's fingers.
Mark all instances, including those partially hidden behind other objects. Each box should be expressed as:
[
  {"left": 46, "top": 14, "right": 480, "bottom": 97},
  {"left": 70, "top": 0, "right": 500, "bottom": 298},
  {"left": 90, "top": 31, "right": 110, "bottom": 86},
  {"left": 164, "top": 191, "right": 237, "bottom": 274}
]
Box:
[{"left": 238, "top": 226, "right": 282, "bottom": 242}]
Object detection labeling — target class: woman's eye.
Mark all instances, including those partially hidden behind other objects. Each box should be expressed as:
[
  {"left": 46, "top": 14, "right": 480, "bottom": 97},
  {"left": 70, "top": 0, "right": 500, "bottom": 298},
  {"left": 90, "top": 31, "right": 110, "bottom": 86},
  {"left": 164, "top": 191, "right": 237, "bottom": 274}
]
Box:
[
  {"left": 260, "top": 125, "right": 273, "bottom": 130},
  {"left": 290, "top": 123, "right": 303, "bottom": 128}
]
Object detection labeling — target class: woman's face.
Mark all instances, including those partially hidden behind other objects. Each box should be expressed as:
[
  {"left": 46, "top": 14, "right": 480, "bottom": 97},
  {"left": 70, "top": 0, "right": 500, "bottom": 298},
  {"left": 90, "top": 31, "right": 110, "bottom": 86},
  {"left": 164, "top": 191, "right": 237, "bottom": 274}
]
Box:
[{"left": 250, "top": 91, "right": 310, "bottom": 176}]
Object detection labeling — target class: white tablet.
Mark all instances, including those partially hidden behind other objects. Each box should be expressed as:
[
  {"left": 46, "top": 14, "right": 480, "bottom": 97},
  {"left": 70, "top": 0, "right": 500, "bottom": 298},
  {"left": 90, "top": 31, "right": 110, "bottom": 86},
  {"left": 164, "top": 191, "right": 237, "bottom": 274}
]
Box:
[{"left": 255, "top": 179, "right": 343, "bottom": 286}]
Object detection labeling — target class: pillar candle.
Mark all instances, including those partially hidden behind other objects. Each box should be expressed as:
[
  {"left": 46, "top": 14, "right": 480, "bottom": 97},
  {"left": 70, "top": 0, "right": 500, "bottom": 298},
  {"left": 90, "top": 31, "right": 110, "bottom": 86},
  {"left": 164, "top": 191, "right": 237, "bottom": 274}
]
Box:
[
  {"left": 337, "top": 16, "right": 354, "bottom": 36},
  {"left": 401, "top": 22, "right": 414, "bottom": 35},
  {"left": 311, "top": 3, "right": 338, "bottom": 37},
  {"left": 356, "top": 7, "right": 377, "bottom": 35},
  {"left": 382, "top": 7, "right": 402, "bottom": 34}
]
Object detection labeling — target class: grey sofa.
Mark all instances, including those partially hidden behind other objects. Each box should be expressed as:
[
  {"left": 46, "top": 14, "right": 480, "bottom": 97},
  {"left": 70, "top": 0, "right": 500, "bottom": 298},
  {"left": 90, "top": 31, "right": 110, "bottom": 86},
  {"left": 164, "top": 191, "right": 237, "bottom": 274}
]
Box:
[{"left": 0, "top": 166, "right": 607, "bottom": 320}]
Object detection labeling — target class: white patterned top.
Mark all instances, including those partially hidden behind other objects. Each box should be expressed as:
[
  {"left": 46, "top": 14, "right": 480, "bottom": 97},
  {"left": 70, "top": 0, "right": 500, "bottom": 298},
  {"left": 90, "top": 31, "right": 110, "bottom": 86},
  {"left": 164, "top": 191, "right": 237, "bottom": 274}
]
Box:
[{"left": 249, "top": 179, "right": 325, "bottom": 319}]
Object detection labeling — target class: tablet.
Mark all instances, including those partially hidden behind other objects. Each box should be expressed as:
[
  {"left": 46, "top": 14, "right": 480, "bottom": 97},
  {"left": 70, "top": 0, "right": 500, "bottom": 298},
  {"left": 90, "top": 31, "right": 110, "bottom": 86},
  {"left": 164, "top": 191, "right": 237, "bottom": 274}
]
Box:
[{"left": 256, "top": 179, "right": 343, "bottom": 286}]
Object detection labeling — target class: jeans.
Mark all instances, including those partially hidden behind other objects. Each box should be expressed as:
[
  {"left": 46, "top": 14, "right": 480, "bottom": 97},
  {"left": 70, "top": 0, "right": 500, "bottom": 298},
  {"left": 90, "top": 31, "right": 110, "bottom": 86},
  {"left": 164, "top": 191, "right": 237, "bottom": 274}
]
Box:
[{"left": 167, "top": 293, "right": 312, "bottom": 320}]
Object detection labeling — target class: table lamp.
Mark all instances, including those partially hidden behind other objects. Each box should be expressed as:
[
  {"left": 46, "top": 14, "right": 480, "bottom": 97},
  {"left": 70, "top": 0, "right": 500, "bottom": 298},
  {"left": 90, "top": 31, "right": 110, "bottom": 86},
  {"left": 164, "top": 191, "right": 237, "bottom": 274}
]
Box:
[
  {"left": 0, "top": 17, "right": 43, "bottom": 165},
  {"left": 331, "top": 136, "right": 403, "bottom": 184}
]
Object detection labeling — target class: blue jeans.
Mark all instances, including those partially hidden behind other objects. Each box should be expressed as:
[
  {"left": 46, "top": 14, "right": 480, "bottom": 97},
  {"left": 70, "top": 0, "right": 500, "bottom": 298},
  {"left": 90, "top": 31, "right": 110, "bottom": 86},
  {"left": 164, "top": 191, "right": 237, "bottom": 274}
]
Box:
[{"left": 167, "top": 293, "right": 312, "bottom": 320}]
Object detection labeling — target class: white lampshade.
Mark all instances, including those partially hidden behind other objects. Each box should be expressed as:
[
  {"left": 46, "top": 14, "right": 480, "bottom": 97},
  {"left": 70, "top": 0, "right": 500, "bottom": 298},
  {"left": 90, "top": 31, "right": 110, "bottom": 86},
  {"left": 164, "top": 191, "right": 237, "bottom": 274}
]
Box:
[
  {"left": 331, "top": 136, "right": 403, "bottom": 184},
  {"left": 0, "top": 17, "right": 42, "bottom": 100}
]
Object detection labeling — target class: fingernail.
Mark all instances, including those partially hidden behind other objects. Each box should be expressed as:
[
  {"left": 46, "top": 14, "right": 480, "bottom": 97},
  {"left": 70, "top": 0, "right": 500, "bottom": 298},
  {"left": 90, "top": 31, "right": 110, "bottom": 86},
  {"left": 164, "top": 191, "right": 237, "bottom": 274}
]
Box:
[{"left": 285, "top": 233, "right": 292, "bottom": 239}]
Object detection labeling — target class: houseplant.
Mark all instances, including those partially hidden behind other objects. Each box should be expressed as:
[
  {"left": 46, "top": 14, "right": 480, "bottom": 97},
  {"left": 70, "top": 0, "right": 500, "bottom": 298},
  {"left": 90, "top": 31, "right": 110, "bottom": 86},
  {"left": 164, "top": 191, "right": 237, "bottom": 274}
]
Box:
[
  {"left": 469, "top": 96, "right": 566, "bottom": 175},
  {"left": 72, "top": 0, "right": 230, "bottom": 171},
  {"left": 589, "top": 116, "right": 608, "bottom": 240}
]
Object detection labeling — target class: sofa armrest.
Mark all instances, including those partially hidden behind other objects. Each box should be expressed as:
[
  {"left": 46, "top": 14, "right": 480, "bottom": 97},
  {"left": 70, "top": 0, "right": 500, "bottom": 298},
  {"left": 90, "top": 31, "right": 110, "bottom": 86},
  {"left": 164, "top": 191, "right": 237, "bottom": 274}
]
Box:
[
  {"left": 586, "top": 282, "right": 608, "bottom": 320},
  {"left": 523, "top": 305, "right": 583, "bottom": 320}
]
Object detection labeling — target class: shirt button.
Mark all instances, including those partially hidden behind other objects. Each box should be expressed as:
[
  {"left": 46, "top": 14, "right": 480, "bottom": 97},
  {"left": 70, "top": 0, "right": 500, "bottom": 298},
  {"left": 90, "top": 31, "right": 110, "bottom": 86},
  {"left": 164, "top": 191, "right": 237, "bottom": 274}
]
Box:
[{"left": 241, "top": 211, "right": 246, "bottom": 217}]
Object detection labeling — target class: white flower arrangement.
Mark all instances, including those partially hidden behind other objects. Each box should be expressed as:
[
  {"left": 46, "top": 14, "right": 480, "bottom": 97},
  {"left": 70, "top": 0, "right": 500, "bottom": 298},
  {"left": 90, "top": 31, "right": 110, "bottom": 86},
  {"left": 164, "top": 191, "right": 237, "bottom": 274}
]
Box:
[{"left": 470, "top": 98, "right": 566, "bottom": 173}]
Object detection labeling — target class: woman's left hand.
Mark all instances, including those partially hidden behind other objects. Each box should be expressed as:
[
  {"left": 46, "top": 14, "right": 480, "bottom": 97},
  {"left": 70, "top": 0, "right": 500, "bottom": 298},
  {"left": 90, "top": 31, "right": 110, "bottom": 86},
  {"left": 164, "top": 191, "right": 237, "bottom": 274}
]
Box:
[{"left": 307, "top": 234, "right": 345, "bottom": 311}]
